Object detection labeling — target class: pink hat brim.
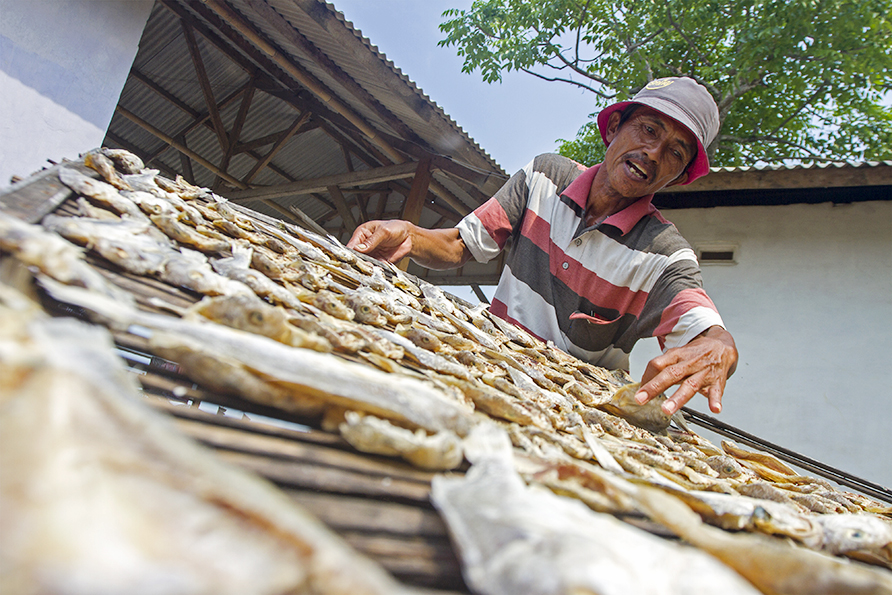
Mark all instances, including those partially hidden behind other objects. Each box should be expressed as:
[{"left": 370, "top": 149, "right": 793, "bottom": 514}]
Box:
[{"left": 597, "top": 101, "right": 710, "bottom": 185}]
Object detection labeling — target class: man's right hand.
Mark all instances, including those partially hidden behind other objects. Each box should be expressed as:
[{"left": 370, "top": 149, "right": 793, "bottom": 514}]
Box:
[
  {"left": 347, "top": 220, "right": 415, "bottom": 264},
  {"left": 347, "top": 220, "right": 472, "bottom": 270}
]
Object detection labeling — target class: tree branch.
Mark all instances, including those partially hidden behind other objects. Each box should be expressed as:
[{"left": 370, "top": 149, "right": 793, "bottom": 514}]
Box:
[
  {"left": 664, "top": 4, "right": 712, "bottom": 66},
  {"left": 552, "top": 51, "right": 615, "bottom": 86},
  {"left": 720, "top": 134, "right": 823, "bottom": 159},
  {"left": 769, "top": 82, "right": 828, "bottom": 136},
  {"left": 520, "top": 67, "right": 616, "bottom": 98}
]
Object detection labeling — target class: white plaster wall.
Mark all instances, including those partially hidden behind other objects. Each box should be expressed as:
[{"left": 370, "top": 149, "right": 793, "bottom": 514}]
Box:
[
  {"left": 0, "top": 0, "right": 154, "bottom": 187},
  {"left": 631, "top": 200, "right": 892, "bottom": 488}
]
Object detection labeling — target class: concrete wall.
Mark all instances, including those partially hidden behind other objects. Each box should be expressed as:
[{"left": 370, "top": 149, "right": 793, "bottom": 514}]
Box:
[
  {"left": 0, "top": 0, "right": 154, "bottom": 187},
  {"left": 630, "top": 200, "right": 892, "bottom": 488}
]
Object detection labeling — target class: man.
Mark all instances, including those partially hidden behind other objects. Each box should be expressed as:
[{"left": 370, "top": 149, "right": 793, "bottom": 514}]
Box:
[{"left": 347, "top": 77, "right": 737, "bottom": 417}]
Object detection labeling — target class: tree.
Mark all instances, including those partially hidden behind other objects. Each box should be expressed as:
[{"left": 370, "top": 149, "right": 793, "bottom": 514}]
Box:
[{"left": 439, "top": 0, "right": 892, "bottom": 167}]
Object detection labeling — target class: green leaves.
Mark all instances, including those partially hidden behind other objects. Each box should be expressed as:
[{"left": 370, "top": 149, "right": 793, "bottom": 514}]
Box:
[{"left": 440, "top": 0, "right": 892, "bottom": 166}]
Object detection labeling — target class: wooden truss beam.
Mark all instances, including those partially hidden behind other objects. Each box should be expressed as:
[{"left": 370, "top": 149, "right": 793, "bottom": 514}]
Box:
[
  {"left": 242, "top": 111, "right": 312, "bottom": 184},
  {"left": 115, "top": 105, "right": 247, "bottom": 189},
  {"left": 200, "top": 0, "right": 404, "bottom": 164},
  {"left": 226, "top": 162, "right": 420, "bottom": 201},
  {"left": 182, "top": 21, "right": 229, "bottom": 152},
  {"left": 242, "top": 0, "right": 430, "bottom": 152}
]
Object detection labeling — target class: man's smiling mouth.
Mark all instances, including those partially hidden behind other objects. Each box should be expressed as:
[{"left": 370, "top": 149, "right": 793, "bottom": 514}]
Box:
[{"left": 627, "top": 160, "right": 648, "bottom": 180}]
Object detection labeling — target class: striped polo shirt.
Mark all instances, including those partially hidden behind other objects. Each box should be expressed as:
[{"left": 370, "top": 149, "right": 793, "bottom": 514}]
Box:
[{"left": 456, "top": 154, "right": 724, "bottom": 370}]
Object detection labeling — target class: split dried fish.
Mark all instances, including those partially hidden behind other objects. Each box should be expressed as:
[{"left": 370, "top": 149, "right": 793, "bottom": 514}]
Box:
[
  {"left": 339, "top": 411, "right": 463, "bottom": 470},
  {"left": 0, "top": 211, "right": 133, "bottom": 304},
  {"left": 633, "top": 484, "right": 892, "bottom": 595},
  {"left": 58, "top": 166, "right": 147, "bottom": 220},
  {"left": 39, "top": 278, "right": 476, "bottom": 437},
  {"left": 186, "top": 293, "right": 331, "bottom": 352},
  {"left": 159, "top": 247, "right": 253, "bottom": 297},
  {"left": 42, "top": 214, "right": 175, "bottom": 276},
  {"left": 600, "top": 382, "right": 674, "bottom": 433},
  {"left": 100, "top": 147, "right": 145, "bottom": 174},
  {"left": 84, "top": 149, "right": 132, "bottom": 190},
  {"left": 211, "top": 244, "right": 308, "bottom": 310},
  {"left": 151, "top": 213, "right": 230, "bottom": 254}
]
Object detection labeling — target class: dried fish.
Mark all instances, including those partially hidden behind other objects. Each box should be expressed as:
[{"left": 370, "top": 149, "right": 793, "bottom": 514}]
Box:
[
  {"left": 345, "top": 292, "right": 388, "bottom": 327},
  {"left": 431, "top": 424, "right": 762, "bottom": 595},
  {"left": 159, "top": 247, "right": 253, "bottom": 297},
  {"left": 100, "top": 147, "right": 144, "bottom": 174},
  {"left": 339, "top": 411, "right": 463, "bottom": 471},
  {"left": 396, "top": 323, "right": 443, "bottom": 352},
  {"left": 38, "top": 278, "right": 477, "bottom": 437},
  {"left": 0, "top": 211, "right": 133, "bottom": 304},
  {"left": 84, "top": 149, "right": 132, "bottom": 190},
  {"left": 313, "top": 289, "right": 354, "bottom": 321},
  {"left": 58, "top": 166, "right": 147, "bottom": 220},
  {"left": 815, "top": 513, "right": 892, "bottom": 568},
  {"left": 42, "top": 214, "right": 175, "bottom": 276},
  {"left": 212, "top": 244, "right": 308, "bottom": 310},
  {"left": 0, "top": 294, "right": 424, "bottom": 595},
  {"left": 151, "top": 213, "right": 230, "bottom": 254},
  {"left": 600, "top": 382, "right": 674, "bottom": 433},
  {"left": 185, "top": 294, "right": 331, "bottom": 352},
  {"left": 375, "top": 328, "right": 470, "bottom": 380},
  {"left": 633, "top": 484, "right": 892, "bottom": 595}
]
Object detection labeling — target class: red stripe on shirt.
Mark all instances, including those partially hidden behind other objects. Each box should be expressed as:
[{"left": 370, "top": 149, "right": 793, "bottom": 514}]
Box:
[
  {"left": 517, "top": 212, "right": 650, "bottom": 316},
  {"left": 653, "top": 287, "right": 719, "bottom": 339},
  {"left": 559, "top": 253, "right": 649, "bottom": 316},
  {"left": 519, "top": 210, "right": 552, "bottom": 253},
  {"left": 473, "top": 199, "right": 513, "bottom": 250}
]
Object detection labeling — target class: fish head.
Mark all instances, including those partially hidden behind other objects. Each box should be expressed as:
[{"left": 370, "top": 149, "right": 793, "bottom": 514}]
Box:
[{"left": 816, "top": 513, "right": 892, "bottom": 566}]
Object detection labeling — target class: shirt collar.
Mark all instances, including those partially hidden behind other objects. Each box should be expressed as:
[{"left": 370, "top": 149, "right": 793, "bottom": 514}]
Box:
[{"left": 561, "top": 162, "right": 657, "bottom": 236}]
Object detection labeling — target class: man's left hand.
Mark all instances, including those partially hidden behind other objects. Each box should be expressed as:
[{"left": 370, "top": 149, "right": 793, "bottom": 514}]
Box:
[{"left": 635, "top": 326, "right": 738, "bottom": 415}]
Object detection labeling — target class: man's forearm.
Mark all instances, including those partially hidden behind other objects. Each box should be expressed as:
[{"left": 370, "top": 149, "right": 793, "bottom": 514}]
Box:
[{"left": 408, "top": 226, "right": 472, "bottom": 270}]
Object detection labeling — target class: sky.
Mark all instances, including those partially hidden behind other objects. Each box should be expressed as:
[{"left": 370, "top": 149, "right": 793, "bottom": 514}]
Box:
[{"left": 330, "top": 0, "right": 597, "bottom": 175}]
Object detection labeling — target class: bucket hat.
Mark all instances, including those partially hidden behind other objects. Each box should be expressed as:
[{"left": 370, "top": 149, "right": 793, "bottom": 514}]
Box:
[{"left": 597, "top": 77, "right": 719, "bottom": 184}]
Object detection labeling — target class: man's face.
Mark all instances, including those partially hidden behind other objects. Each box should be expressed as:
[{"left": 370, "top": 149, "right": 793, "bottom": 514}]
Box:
[{"left": 602, "top": 105, "right": 697, "bottom": 199}]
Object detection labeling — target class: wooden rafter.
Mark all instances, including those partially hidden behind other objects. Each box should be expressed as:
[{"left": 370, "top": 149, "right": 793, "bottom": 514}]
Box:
[
  {"left": 232, "top": 122, "right": 321, "bottom": 155},
  {"left": 226, "top": 162, "right": 422, "bottom": 201},
  {"left": 327, "top": 185, "right": 357, "bottom": 233},
  {"left": 181, "top": 21, "right": 229, "bottom": 152},
  {"left": 176, "top": 134, "right": 195, "bottom": 184},
  {"left": 116, "top": 105, "right": 247, "bottom": 189},
  {"left": 373, "top": 192, "right": 387, "bottom": 220},
  {"left": 218, "top": 74, "right": 255, "bottom": 181},
  {"left": 200, "top": 0, "right": 404, "bottom": 164},
  {"left": 129, "top": 75, "right": 251, "bottom": 168},
  {"left": 158, "top": 0, "right": 403, "bottom": 181},
  {"left": 241, "top": 111, "right": 311, "bottom": 184},
  {"left": 131, "top": 69, "right": 201, "bottom": 120},
  {"left": 125, "top": 0, "right": 483, "bottom": 237},
  {"left": 243, "top": 0, "right": 430, "bottom": 151}
]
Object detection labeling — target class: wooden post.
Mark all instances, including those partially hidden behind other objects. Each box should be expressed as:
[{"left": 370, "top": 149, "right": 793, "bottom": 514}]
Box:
[
  {"left": 327, "top": 185, "right": 357, "bottom": 235},
  {"left": 401, "top": 158, "right": 432, "bottom": 226}
]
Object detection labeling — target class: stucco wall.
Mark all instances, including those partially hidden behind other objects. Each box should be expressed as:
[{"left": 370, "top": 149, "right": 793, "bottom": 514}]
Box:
[
  {"left": 0, "top": 0, "right": 154, "bottom": 187},
  {"left": 630, "top": 200, "right": 892, "bottom": 488}
]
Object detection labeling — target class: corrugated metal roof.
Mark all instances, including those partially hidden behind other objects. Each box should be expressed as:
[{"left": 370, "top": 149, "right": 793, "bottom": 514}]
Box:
[
  {"left": 706, "top": 160, "right": 892, "bottom": 175},
  {"left": 102, "top": 0, "right": 507, "bottom": 285},
  {"left": 656, "top": 159, "right": 892, "bottom": 208}
]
